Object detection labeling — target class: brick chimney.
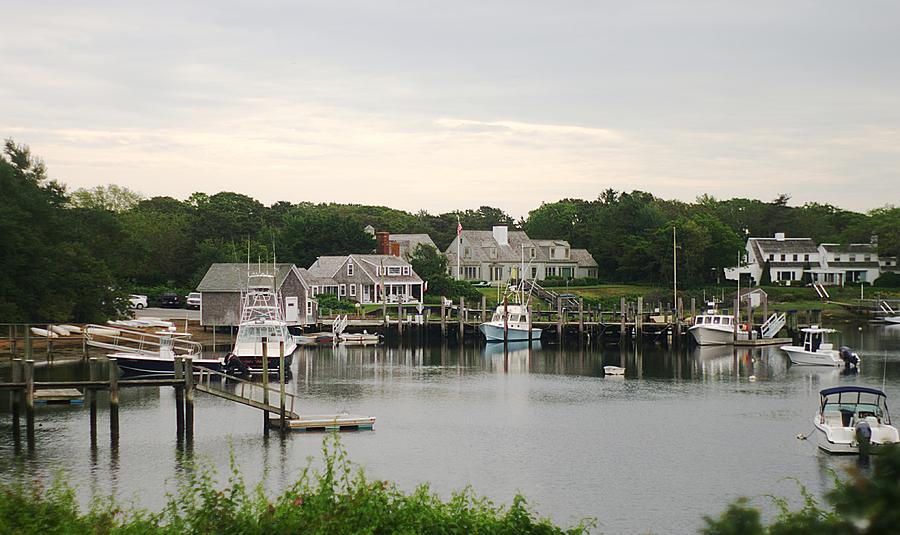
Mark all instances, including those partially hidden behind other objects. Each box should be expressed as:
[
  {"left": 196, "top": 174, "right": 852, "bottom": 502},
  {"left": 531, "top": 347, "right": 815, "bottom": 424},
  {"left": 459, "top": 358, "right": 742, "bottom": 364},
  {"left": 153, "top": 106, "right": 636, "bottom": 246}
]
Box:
[{"left": 376, "top": 232, "right": 390, "bottom": 255}]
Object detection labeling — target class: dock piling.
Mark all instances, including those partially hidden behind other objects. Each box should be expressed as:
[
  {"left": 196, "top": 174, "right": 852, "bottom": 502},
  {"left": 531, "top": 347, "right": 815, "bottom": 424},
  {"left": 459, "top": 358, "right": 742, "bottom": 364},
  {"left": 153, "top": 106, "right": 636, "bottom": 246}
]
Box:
[
  {"left": 184, "top": 357, "right": 194, "bottom": 441},
  {"left": 261, "top": 337, "right": 269, "bottom": 435},
  {"left": 174, "top": 357, "right": 184, "bottom": 439},
  {"left": 279, "top": 341, "right": 286, "bottom": 433},
  {"left": 458, "top": 297, "right": 465, "bottom": 340},
  {"left": 109, "top": 358, "right": 119, "bottom": 444},
  {"left": 89, "top": 357, "right": 98, "bottom": 445},
  {"left": 11, "top": 358, "right": 22, "bottom": 446},
  {"left": 24, "top": 359, "right": 35, "bottom": 449}
]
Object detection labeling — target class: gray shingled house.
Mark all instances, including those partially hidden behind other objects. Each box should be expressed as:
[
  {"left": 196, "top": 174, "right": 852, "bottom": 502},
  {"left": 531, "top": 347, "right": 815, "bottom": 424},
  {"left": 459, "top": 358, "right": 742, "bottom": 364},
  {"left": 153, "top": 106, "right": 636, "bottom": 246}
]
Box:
[
  {"left": 196, "top": 263, "right": 316, "bottom": 327},
  {"left": 307, "top": 254, "right": 424, "bottom": 303}
]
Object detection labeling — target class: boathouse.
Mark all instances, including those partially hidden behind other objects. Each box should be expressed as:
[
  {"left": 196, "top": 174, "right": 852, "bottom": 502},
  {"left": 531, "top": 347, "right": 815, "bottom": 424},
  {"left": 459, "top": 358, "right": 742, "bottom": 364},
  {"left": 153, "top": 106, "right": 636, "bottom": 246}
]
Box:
[{"left": 196, "top": 263, "right": 317, "bottom": 327}]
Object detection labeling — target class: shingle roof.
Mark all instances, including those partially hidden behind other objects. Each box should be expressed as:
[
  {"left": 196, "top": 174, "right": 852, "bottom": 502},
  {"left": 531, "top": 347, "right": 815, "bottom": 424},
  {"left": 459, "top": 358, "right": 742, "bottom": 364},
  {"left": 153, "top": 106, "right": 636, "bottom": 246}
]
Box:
[
  {"left": 354, "top": 255, "right": 423, "bottom": 283},
  {"left": 389, "top": 234, "right": 437, "bottom": 258},
  {"left": 197, "top": 263, "right": 296, "bottom": 292},
  {"left": 307, "top": 256, "right": 347, "bottom": 278},
  {"left": 752, "top": 238, "right": 819, "bottom": 254},
  {"left": 821, "top": 243, "right": 877, "bottom": 254},
  {"left": 297, "top": 268, "right": 336, "bottom": 288},
  {"left": 446, "top": 230, "right": 548, "bottom": 264},
  {"left": 570, "top": 249, "right": 598, "bottom": 267}
]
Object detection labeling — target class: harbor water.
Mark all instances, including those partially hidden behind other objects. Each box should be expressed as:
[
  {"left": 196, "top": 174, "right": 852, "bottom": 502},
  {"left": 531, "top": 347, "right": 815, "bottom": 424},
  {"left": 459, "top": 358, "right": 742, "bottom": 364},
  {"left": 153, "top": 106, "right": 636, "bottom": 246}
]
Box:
[{"left": 2, "top": 323, "right": 900, "bottom": 533}]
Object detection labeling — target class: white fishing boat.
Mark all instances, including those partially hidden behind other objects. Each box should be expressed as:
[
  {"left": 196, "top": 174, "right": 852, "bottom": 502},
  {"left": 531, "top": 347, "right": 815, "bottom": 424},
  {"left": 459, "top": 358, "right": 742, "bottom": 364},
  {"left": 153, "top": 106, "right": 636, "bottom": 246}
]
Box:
[
  {"left": 688, "top": 312, "right": 749, "bottom": 345},
  {"left": 113, "top": 331, "right": 223, "bottom": 375},
  {"left": 228, "top": 271, "right": 296, "bottom": 374},
  {"left": 480, "top": 301, "right": 542, "bottom": 342},
  {"left": 604, "top": 365, "right": 626, "bottom": 376},
  {"left": 813, "top": 386, "right": 900, "bottom": 454},
  {"left": 781, "top": 326, "right": 859, "bottom": 367}
]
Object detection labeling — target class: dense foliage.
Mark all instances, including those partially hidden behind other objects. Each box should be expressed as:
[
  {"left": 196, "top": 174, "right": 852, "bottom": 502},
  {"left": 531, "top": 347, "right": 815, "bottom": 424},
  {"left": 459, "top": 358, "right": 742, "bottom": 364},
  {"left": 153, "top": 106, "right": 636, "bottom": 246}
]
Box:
[
  {"left": 2, "top": 139, "right": 898, "bottom": 322},
  {"left": 702, "top": 444, "right": 900, "bottom": 534},
  {"left": 0, "top": 435, "right": 590, "bottom": 534}
]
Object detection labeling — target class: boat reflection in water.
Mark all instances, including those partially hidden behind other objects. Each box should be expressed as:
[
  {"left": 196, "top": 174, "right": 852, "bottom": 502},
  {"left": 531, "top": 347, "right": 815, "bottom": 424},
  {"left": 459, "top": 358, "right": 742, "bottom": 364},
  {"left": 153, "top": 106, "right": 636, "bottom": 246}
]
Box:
[
  {"left": 483, "top": 340, "right": 541, "bottom": 373},
  {"left": 690, "top": 345, "right": 788, "bottom": 380}
]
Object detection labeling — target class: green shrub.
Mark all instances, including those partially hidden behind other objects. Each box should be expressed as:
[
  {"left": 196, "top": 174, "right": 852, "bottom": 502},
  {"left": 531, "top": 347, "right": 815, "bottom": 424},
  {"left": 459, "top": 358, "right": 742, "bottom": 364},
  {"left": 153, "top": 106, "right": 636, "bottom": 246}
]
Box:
[
  {"left": 0, "top": 435, "right": 591, "bottom": 534},
  {"left": 315, "top": 293, "right": 356, "bottom": 313}
]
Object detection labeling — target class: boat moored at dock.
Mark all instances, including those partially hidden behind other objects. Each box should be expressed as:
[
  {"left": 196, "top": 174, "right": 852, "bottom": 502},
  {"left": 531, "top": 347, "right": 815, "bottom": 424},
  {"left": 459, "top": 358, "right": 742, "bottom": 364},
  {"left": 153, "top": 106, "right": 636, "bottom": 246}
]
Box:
[{"left": 229, "top": 271, "right": 297, "bottom": 373}]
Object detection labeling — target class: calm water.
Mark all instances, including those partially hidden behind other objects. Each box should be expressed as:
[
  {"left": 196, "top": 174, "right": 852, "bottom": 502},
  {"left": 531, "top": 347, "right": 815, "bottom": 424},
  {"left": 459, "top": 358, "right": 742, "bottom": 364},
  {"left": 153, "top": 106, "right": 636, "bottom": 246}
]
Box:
[{"left": 2, "top": 323, "right": 900, "bottom": 534}]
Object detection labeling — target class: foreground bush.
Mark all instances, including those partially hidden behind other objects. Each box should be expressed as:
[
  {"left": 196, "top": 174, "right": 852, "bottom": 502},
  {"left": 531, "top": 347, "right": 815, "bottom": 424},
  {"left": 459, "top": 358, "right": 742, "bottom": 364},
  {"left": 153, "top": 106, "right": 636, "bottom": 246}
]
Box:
[
  {"left": 0, "top": 435, "right": 591, "bottom": 534},
  {"left": 703, "top": 443, "right": 900, "bottom": 534}
]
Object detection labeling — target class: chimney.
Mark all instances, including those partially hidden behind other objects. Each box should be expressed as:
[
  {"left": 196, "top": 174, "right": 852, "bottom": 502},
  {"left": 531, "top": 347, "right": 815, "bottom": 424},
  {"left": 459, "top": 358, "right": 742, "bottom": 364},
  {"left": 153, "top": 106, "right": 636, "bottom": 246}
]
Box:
[
  {"left": 774, "top": 232, "right": 785, "bottom": 241},
  {"left": 492, "top": 225, "right": 508, "bottom": 246},
  {"left": 376, "top": 232, "right": 390, "bottom": 255},
  {"left": 390, "top": 242, "right": 400, "bottom": 257}
]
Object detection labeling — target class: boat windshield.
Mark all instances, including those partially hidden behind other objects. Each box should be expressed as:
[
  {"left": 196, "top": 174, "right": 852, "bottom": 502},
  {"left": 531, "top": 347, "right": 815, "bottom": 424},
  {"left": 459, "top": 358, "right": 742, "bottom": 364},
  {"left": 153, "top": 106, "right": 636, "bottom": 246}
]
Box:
[
  {"left": 236, "top": 324, "right": 286, "bottom": 342},
  {"left": 821, "top": 391, "right": 891, "bottom": 425}
]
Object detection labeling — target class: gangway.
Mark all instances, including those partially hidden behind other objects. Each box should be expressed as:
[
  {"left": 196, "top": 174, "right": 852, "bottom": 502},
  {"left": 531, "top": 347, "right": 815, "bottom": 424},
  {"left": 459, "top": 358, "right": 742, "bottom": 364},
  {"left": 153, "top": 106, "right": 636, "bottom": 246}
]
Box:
[
  {"left": 759, "top": 312, "right": 786, "bottom": 339},
  {"left": 195, "top": 368, "right": 375, "bottom": 431},
  {"left": 522, "top": 280, "right": 579, "bottom": 310},
  {"left": 83, "top": 324, "right": 202, "bottom": 357}
]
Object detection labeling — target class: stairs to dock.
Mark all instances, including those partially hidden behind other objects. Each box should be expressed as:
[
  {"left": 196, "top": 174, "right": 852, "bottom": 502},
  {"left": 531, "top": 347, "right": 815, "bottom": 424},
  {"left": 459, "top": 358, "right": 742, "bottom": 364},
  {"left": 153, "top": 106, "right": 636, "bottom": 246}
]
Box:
[
  {"left": 760, "top": 312, "right": 786, "bottom": 339},
  {"left": 522, "top": 280, "right": 579, "bottom": 310},
  {"left": 812, "top": 282, "right": 830, "bottom": 301}
]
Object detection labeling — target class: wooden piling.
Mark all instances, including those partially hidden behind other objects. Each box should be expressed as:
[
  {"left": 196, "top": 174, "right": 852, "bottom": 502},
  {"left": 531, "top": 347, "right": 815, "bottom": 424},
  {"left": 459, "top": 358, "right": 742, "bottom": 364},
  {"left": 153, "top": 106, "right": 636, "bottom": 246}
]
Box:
[
  {"left": 527, "top": 304, "right": 533, "bottom": 345},
  {"left": 108, "top": 358, "right": 119, "bottom": 443},
  {"left": 279, "top": 340, "right": 286, "bottom": 432},
  {"left": 636, "top": 296, "right": 643, "bottom": 336},
  {"left": 261, "top": 338, "right": 269, "bottom": 434},
  {"left": 11, "top": 358, "right": 22, "bottom": 444},
  {"left": 578, "top": 298, "right": 584, "bottom": 336},
  {"left": 733, "top": 297, "right": 740, "bottom": 342},
  {"left": 184, "top": 357, "right": 194, "bottom": 441},
  {"left": 174, "top": 357, "right": 184, "bottom": 439},
  {"left": 556, "top": 298, "right": 563, "bottom": 343},
  {"left": 676, "top": 297, "right": 683, "bottom": 341},
  {"left": 690, "top": 298, "right": 696, "bottom": 324},
  {"left": 503, "top": 297, "right": 509, "bottom": 346},
  {"left": 89, "top": 357, "right": 98, "bottom": 444},
  {"left": 620, "top": 297, "right": 626, "bottom": 340},
  {"left": 24, "top": 359, "right": 35, "bottom": 448},
  {"left": 481, "top": 296, "right": 486, "bottom": 322},
  {"left": 458, "top": 297, "right": 465, "bottom": 340},
  {"left": 397, "top": 302, "right": 403, "bottom": 336},
  {"left": 440, "top": 297, "right": 447, "bottom": 336}
]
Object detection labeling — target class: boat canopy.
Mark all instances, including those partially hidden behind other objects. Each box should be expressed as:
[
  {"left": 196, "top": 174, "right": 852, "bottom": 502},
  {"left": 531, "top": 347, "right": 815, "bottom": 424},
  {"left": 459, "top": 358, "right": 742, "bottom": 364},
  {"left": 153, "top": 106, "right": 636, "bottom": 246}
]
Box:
[
  {"left": 820, "top": 386, "right": 887, "bottom": 398},
  {"left": 801, "top": 326, "right": 837, "bottom": 334}
]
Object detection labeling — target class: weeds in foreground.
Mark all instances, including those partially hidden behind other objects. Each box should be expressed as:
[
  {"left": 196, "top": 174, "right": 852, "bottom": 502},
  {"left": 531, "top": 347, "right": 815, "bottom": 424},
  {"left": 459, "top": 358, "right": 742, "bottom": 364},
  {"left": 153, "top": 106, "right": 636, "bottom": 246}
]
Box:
[{"left": 0, "top": 434, "right": 593, "bottom": 534}]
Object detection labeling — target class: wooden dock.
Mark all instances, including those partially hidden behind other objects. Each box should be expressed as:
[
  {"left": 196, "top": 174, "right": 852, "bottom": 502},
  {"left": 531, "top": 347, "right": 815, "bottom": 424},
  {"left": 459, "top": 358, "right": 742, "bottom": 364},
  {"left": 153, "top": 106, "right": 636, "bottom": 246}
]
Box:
[
  {"left": 268, "top": 414, "right": 376, "bottom": 432},
  {"left": 734, "top": 337, "right": 792, "bottom": 347},
  {"left": 34, "top": 388, "right": 84, "bottom": 404}
]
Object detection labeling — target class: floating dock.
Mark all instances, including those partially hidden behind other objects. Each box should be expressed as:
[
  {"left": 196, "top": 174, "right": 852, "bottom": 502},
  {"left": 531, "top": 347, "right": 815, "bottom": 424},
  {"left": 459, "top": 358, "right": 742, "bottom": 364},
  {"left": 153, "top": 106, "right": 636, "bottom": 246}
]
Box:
[
  {"left": 734, "top": 337, "right": 792, "bottom": 347},
  {"left": 268, "top": 414, "right": 376, "bottom": 432},
  {"left": 34, "top": 388, "right": 84, "bottom": 404}
]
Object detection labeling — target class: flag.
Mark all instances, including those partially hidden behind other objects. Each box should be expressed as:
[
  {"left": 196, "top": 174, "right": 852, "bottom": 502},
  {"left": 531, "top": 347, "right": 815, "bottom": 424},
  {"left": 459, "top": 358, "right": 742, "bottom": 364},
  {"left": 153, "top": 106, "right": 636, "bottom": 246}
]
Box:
[{"left": 457, "top": 217, "right": 462, "bottom": 237}]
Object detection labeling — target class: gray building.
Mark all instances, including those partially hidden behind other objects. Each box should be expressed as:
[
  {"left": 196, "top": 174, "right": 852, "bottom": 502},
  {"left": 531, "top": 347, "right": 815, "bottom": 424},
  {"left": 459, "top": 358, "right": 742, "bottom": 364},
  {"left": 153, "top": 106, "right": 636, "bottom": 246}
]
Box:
[
  {"left": 196, "top": 263, "right": 316, "bottom": 326},
  {"left": 444, "top": 226, "right": 599, "bottom": 283},
  {"left": 307, "top": 254, "right": 424, "bottom": 304}
]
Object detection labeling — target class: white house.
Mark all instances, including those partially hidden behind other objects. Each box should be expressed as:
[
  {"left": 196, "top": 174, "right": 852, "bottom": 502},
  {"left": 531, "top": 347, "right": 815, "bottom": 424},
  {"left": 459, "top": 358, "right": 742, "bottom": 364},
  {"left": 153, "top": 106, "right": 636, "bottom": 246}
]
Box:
[{"left": 812, "top": 243, "right": 881, "bottom": 285}]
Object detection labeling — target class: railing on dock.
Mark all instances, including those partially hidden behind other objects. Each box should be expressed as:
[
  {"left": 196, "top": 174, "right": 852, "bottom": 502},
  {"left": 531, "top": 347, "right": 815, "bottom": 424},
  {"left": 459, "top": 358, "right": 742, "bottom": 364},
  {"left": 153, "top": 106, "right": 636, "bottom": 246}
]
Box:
[
  {"left": 195, "top": 367, "right": 299, "bottom": 419},
  {"left": 82, "top": 324, "right": 202, "bottom": 357}
]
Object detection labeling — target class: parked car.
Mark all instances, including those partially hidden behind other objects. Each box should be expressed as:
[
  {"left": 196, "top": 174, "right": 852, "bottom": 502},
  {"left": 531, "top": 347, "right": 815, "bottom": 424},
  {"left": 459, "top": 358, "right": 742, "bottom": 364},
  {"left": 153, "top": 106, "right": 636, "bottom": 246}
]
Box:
[
  {"left": 158, "top": 292, "right": 181, "bottom": 308},
  {"left": 128, "top": 294, "right": 148, "bottom": 309},
  {"left": 186, "top": 292, "right": 201, "bottom": 309}
]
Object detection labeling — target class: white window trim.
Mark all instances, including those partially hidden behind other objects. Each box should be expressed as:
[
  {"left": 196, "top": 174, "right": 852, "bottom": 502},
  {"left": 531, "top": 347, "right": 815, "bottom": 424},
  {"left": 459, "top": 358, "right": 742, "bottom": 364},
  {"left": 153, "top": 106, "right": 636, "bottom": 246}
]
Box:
[
  {"left": 339, "top": 284, "right": 346, "bottom": 296},
  {"left": 347, "top": 261, "right": 354, "bottom": 276},
  {"left": 349, "top": 284, "right": 357, "bottom": 297},
  {"left": 402, "top": 266, "right": 410, "bottom": 276},
  {"left": 387, "top": 266, "right": 402, "bottom": 276}
]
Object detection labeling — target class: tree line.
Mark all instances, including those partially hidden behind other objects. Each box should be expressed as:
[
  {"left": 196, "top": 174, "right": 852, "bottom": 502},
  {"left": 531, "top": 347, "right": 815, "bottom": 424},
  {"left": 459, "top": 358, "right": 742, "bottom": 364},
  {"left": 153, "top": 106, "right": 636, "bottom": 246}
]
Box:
[{"left": 2, "top": 140, "right": 898, "bottom": 321}]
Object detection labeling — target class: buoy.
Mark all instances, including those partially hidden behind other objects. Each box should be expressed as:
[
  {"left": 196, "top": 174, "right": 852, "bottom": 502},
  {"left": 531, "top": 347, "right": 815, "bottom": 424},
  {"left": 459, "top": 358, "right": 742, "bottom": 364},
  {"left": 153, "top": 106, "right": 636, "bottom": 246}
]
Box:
[{"left": 749, "top": 375, "right": 757, "bottom": 382}]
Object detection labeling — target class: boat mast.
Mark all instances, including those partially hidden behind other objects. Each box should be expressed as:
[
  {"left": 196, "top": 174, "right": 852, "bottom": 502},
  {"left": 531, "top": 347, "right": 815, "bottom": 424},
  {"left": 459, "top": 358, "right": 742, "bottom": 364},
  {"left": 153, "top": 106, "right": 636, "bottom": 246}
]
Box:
[
  {"left": 673, "top": 226, "right": 677, "bottom": 317},
  {"left": 736, "top": 250, "right": 740, "bottom": 320}
]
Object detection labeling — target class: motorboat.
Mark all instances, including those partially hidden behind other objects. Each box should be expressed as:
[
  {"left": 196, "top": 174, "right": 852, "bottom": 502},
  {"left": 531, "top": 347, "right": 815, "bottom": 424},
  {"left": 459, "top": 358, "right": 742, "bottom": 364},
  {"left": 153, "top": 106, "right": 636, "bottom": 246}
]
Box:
[
  {"left": 688, "top": 313, "right": 749, "bottom": 345},
  {"left": 813, "top": 386, "right": 900, "bottom": 454},
  {"left": 113, "top": 331, "right": 223, "bottom": 375},
  {"left": 296, "top": 332, "right": 336, "bottom": 345},
  {"left": 480, "top": 302, "right": 542, "bottom": 342},
  {"left": 339, "top": 331, "right": 381, "bottom": 345},
  {"left": 878, "top": 301, "right": 900, "bottom": 324},
  {"left": 229, "top": 271, "right": 296, "bottom": 374},
  {"left": 781, "top": 326, "right": 859, "bottom": 368},
  {"left": 604, "top": 366, "right": 626, "bottom": 376}
]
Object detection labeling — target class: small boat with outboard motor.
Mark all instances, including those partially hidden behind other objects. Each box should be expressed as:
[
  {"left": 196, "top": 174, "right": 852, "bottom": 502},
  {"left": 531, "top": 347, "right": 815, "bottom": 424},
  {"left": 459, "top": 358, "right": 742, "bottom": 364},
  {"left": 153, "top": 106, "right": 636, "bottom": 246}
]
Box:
[
  {"left": 112, "top": 330, "right": 224, "bottom": 375},
  {"left": 813, "top": 386, "right": 899, "bottom": 454},
  {"left": 781, "top": 326, "right": 859, "bottom": 368}
]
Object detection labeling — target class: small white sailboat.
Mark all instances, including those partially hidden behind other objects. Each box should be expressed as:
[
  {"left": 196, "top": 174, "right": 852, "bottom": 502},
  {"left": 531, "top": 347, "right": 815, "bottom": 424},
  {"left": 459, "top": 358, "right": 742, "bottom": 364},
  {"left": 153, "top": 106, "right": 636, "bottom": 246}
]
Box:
[
  {"left": 781, "top": 326, "right": 859, "bottom": 367},
  {"left": 813, "top": 386, "right": 899, "bottom": 454}
]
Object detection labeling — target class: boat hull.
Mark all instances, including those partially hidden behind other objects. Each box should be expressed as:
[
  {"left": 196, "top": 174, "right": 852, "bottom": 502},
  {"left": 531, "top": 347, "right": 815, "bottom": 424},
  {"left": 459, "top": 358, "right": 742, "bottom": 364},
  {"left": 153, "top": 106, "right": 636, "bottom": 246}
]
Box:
[
  {"left": 116, "top": 356, "right": 224, "bottom": 375},
  {"left": 885, "top": 316, "right": 900, "bottom": 325},
  {"left": 781, "top": 346, "right": 841, "bottom": 366},
  {"left": 814, "top": 421, "right": 900, "bottom": 454},
  {"left": 235, "top": 353, "right": 294, "bottom": 372},
  {"left": 689, "top": 325, "right": 747, "bottom": 345},
  {"left": 480, "top": 323, "right": 542, "bottom": 342}
]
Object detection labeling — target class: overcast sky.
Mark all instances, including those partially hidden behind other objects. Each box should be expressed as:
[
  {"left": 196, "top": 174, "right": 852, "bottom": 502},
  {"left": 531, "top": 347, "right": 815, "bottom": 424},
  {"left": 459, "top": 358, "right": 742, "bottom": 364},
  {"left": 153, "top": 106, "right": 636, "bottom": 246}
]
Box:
[{"left": 2, "top": 0, "right": 899, "bottom": 217}]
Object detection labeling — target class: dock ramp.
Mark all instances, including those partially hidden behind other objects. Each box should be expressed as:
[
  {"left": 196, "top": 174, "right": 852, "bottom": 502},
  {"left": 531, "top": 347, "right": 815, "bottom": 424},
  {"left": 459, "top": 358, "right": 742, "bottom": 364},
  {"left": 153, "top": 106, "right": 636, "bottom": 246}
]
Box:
[{"left": 760, "top": 313, "right": 786, "bottom": 339}]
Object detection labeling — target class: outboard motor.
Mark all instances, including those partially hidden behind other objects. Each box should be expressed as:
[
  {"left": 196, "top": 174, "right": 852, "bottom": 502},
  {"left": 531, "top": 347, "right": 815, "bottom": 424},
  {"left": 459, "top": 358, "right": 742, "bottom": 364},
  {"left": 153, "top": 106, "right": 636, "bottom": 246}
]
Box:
[
  {"left": 839, "top": 346, "right": 860, "bottom": 369},
  {"left": 855, "top": 420, "right": 872, "bottom": 460}
]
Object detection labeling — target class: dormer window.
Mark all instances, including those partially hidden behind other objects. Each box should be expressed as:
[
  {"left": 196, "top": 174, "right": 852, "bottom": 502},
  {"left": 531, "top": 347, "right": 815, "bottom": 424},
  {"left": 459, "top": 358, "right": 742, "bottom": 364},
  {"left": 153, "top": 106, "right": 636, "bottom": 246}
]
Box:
[
  {"left": 464, "top": 247, "right": 471, "bottom": 258},
  {"left": 347, "top": 260, "right": 354, "bottom": 276},
  {"left": 780, "top": 254, "right": 786, "bottom": 261},
  {"left": 550, "top": 248, "right": 556, "bottom": 259},
  {"left": 402, "top": 266, "right": 410, "bottom": 276},
  {"left": 849, "top": 255, "right": 856, "bottom": 262},
  {"left": 488, "top": 248, "right": 497, "bottom": 259},
  {"left": 529, "top": 248, "right": 535, "bottom": 258},
  {"left": 792, "top": 254, "right": 798, "bottom": 262},
  {"left": 387, "top": 266, "right": 402, "bottom": 276},
  {"left": 769, "top": 254, "right": 775, "bottom": 261}
]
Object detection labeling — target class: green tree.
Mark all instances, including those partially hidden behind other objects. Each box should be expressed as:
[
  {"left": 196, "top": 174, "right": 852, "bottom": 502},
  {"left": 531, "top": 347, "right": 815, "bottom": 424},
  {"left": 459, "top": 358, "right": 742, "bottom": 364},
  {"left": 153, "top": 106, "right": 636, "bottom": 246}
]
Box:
[
  {"left": 407, "top": 244, "right": 480, "bottom": 301},
  {"left": 70, "top": 184, "right": 143, "bottom": 212}
]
